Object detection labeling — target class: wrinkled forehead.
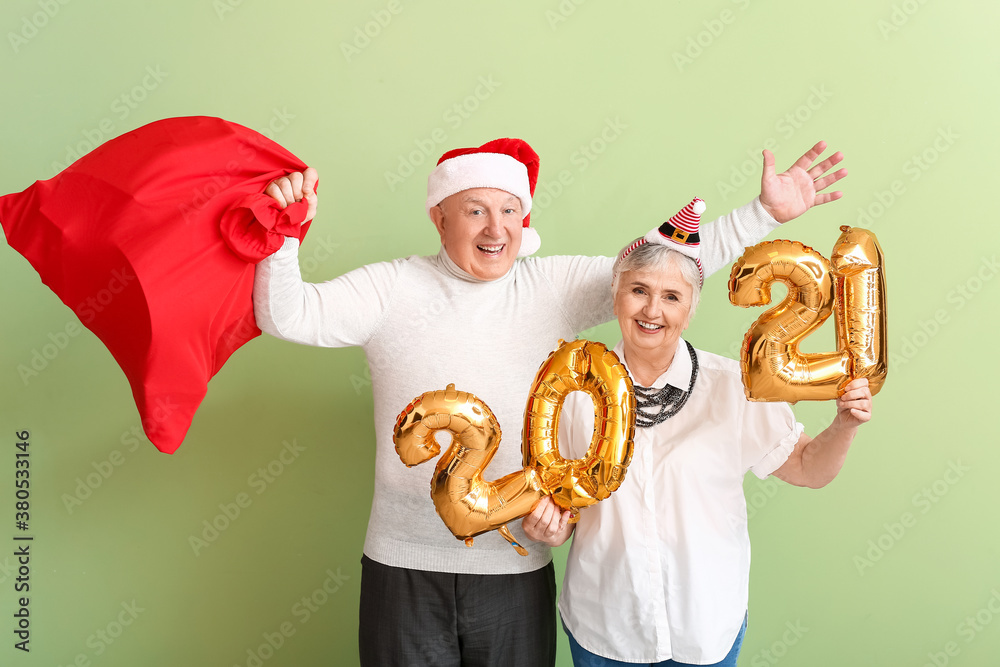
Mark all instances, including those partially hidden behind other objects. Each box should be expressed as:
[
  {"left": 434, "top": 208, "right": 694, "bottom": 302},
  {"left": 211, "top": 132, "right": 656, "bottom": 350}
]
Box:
[
  {"left": 618, "top": 264, "right": 692, "bottom": 290},
  {"left": 615, "top": 246, "right": 695, "bottom": 284}
]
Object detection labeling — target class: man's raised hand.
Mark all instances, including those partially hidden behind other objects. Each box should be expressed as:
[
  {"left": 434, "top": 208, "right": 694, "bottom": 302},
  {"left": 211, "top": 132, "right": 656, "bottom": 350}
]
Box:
[{"left": 264, "top": 167, "right": 318, "bottom": 223}]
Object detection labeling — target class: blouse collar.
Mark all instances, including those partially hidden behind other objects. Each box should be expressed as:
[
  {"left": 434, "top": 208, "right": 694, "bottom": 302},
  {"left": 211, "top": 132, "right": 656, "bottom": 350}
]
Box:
[{"left": 613, "top": 338, "right": 693, "bottom": 391}]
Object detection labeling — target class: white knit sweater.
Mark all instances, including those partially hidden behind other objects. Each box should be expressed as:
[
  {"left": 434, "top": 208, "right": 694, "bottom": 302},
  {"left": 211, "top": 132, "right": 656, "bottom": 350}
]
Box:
[{"left": 252, "top": 198, "right": 778, "bottom": 575}]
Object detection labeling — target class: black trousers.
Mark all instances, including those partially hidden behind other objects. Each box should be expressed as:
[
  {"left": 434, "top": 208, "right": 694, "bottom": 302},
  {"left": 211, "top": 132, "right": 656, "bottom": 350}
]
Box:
[{"left": 359, "top": 555, "right": 557, "bottom": 667}]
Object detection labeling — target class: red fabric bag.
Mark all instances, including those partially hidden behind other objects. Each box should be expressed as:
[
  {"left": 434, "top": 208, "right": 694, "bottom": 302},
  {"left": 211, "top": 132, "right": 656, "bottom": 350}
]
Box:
[{"left": 0, "top": 116, "right": 313, "bottom": 453}]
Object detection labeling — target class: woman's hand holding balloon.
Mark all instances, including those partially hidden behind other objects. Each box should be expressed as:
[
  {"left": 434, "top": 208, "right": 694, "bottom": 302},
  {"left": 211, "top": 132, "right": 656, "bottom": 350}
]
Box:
[
  {"left": 835, "top": 378, "right": 873, "bottom": 429},
  {"left": 521, "top": 497, "right": 575, "bottom": 548}
]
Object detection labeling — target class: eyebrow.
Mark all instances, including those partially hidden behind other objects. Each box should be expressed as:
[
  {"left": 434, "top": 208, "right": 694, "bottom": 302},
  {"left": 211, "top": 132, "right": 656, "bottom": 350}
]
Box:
[
  {"left": 460, "top": 195, "right": 519, "bottom": 206},
  {"left": 628, "top": 280, "right": 685, "bottom": 295}
]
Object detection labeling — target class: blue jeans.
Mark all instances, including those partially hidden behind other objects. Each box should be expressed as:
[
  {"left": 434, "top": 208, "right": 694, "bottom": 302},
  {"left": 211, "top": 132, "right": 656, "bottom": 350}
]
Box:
[{"left": 564, "top": 614, "right": 747, "bottom": 667}]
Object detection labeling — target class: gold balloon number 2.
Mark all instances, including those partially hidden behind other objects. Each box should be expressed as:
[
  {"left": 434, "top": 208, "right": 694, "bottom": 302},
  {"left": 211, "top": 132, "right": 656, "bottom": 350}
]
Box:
[
  {"left": 393, "top": 339, "right": 635, "bottom": 556},
  {"left": 728, "top": 225, "right": 887, "bottom": 402}
]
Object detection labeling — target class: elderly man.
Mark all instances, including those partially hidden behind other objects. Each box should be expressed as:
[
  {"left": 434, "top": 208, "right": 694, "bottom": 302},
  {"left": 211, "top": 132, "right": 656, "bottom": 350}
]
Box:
[{"left": 252, "top": 137, "right": 846, "bottom": 667}]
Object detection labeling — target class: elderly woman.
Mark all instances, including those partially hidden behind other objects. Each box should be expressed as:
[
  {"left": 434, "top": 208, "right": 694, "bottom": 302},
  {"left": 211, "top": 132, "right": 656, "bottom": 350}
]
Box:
[{"left": 522, "top": 201, "right": 873, "bottom": 667}]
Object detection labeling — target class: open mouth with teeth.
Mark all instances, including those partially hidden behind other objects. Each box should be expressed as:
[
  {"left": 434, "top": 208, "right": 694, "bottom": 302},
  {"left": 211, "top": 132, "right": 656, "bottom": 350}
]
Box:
[
  {"left": 636, "top": 320, "right": 664, "bottom": 333},
  {"left": 477, "top": 243, "right": 505, "bottom": 257}
]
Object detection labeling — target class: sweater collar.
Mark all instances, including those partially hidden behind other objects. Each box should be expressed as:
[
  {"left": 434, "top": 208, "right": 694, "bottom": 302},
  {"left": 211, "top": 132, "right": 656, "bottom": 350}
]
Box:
[{"left": 435, "top": 246, "right": 516, "bottom": 284}]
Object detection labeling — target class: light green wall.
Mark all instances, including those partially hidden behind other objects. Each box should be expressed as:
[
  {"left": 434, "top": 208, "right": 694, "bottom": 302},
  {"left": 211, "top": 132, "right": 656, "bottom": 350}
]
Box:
[{"left": 1, "top": 1, "right": 997, "bottom": 665}]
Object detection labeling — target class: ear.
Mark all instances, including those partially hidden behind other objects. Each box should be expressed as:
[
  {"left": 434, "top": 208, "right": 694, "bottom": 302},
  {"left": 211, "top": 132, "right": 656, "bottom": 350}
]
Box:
[{"left": 429, "top": 204, "right": 446, "bottom": 242}]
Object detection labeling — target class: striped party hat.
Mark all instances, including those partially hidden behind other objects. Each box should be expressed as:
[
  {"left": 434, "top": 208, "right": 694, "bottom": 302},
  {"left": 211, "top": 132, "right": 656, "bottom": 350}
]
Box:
[{"left": 619, "top": 197, "right": 706, "bottom": 284}]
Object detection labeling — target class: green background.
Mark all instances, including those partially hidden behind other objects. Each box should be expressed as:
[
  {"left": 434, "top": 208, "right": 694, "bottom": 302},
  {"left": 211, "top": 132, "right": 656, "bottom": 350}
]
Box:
[{"left": 1, "top": 1, "right": 997, "bottom": 665}]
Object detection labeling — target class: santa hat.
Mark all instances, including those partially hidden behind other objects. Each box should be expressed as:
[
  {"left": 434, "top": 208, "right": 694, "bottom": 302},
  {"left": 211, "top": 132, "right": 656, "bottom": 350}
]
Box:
[
  {"left": 425, "top": 138, "right": 541, "bottom": 256},
  {"left": 620, "top": 198, "right": 706, "bottom": 284}
]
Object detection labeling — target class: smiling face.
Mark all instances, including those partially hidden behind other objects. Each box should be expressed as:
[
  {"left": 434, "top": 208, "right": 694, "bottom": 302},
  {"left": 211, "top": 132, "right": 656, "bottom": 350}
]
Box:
[
  {"left": 614, "top": 262, "right": 695, "bottom": 369},
  {"left": 430, "top": 187, "right": 524, "bottom": 280}
]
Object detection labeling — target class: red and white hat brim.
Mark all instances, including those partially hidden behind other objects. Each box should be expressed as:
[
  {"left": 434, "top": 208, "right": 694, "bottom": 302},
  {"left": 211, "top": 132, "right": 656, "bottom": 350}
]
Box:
[{"left": 425, "top": 152, "right": 532, "bottom": 219}]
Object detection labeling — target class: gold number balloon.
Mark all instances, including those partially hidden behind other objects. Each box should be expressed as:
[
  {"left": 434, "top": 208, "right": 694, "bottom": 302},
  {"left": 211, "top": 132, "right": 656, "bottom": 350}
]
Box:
[
  {"left": 830, "top": 226, "right": 888, "bottom": 395},
  {"left": 393, "top": 339, "right": 635, "bottom": 556},
  {"left": 522, "top": 339, "right": 635, "bottom": 512},
  {"left": 728, "top": 226, "right": 887, "bottom": 402}
]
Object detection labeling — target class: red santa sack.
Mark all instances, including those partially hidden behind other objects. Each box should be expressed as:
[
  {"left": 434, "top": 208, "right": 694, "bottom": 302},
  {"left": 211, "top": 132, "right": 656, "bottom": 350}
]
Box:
[{"left": 0, "top": 116, "right": 313, "bottom": 453}]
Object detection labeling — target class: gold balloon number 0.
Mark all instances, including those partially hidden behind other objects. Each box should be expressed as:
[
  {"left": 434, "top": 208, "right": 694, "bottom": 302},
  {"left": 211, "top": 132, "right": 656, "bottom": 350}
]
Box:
[
  {"left": 728, "top": 225, "right": 887, "bottom": 402},
  {"left": 393, "top": 339, "right": 635, "bottom": 556}
]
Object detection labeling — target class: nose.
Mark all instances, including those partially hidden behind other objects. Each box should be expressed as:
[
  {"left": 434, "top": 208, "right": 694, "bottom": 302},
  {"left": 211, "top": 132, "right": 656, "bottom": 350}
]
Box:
[
  {"left": 641, "top": 296, "right": 661, "bottom": 319},
  {"left": 483, "top": 210, "right": 504, "bottom": 238}
]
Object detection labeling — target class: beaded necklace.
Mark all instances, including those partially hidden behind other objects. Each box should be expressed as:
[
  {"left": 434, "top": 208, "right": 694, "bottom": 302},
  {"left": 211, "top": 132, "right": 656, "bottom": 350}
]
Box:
[{"left": 633, "top": 341, "right": 699, "bottom": 428}]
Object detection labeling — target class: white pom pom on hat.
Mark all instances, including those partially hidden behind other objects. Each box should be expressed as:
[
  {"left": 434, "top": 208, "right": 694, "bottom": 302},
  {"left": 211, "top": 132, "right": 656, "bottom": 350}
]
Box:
[
  {"left": 519, "top": 226, "right": 541, "bottom": 256},
  {"left": 425, "top": 138, "right": 541, "bottom": 257}
]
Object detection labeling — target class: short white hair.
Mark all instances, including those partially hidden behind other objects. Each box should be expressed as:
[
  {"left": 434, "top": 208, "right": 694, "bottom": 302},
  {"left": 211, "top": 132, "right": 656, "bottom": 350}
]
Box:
[{"left": 612, "top": 241, "right": 702, "bottom": 317}]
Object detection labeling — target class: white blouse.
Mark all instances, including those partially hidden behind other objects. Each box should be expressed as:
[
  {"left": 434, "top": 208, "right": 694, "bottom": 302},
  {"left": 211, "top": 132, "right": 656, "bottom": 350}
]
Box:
[{"left": 558, "top": 339, "right": 803, "bottom": 664}]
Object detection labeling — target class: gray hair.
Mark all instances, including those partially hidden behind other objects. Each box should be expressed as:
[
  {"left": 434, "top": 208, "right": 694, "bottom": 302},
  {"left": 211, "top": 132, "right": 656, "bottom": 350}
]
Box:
[{"left": 612, "top": 241, "right": 702, "bottom": 317}]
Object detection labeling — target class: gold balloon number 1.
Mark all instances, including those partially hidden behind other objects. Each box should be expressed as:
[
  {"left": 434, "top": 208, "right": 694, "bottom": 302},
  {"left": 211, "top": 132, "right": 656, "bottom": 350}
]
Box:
[{"left": 728, "top": 225, "right": 887, "bottom": 402}]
